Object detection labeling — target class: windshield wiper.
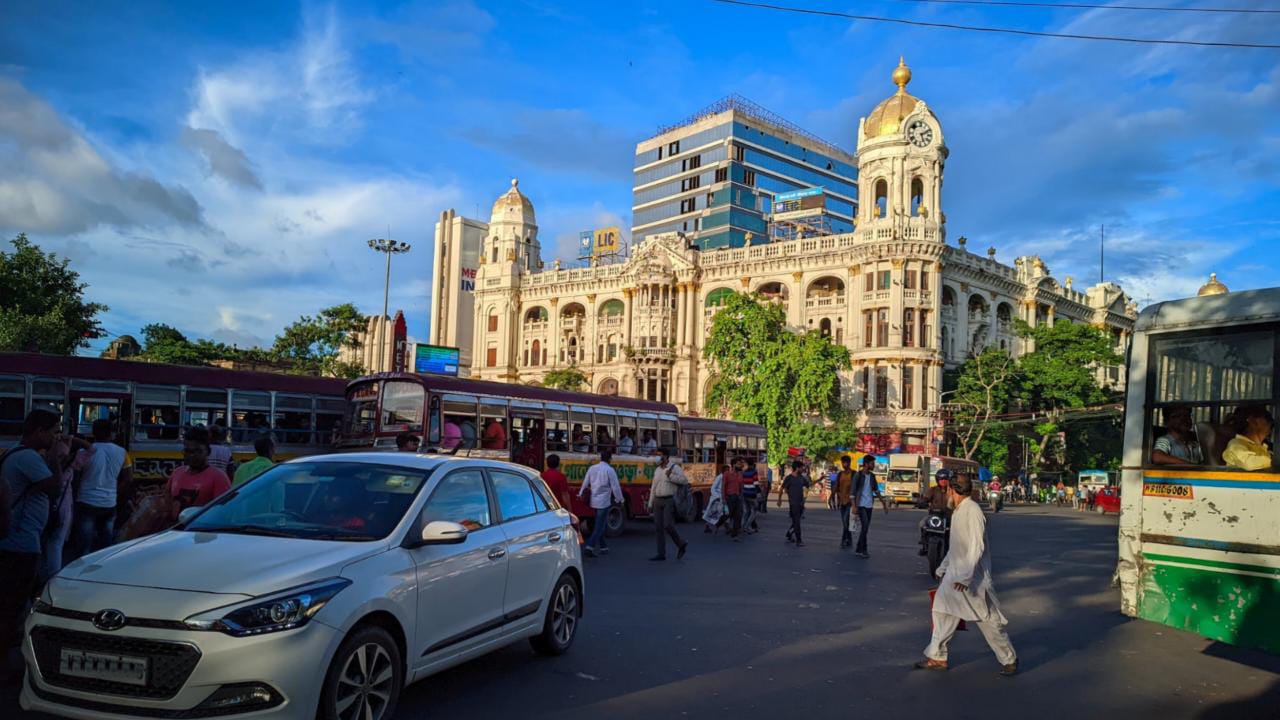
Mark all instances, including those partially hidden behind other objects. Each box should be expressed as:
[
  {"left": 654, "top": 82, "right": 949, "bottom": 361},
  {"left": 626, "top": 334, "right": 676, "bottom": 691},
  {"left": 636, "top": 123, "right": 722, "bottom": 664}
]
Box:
[
  {"left": 302, "top": 531, "right": 377, "bottom": 541},
  {"left": 188, "top": 524, "right": 302, "bottom": 538}
]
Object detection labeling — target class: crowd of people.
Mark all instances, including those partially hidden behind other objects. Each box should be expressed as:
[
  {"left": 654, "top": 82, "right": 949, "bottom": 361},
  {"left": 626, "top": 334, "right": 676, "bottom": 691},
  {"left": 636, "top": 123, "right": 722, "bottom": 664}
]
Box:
[{"left": 0, "top": 409, "right": 282, "bottom": 682}]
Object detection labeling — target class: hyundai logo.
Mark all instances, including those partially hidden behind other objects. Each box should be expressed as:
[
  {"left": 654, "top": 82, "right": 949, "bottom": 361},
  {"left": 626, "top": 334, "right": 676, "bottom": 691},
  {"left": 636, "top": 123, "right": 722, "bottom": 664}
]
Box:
[{"left": 93, "top": 609, "right": 128, "bottom": 632}]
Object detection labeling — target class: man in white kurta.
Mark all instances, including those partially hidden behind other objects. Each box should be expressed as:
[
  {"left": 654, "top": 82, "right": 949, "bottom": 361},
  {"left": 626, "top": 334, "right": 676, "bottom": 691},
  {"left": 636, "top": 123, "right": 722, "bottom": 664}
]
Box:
[{"left": 916, "top": 475, "right": 1018, "bottom": 675}]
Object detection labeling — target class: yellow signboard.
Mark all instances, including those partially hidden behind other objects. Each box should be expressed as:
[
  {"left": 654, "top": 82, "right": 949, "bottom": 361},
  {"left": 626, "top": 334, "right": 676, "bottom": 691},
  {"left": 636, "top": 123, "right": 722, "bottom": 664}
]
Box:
[{"left": 594, "top": 227, "right": 621, "bottom": 255}]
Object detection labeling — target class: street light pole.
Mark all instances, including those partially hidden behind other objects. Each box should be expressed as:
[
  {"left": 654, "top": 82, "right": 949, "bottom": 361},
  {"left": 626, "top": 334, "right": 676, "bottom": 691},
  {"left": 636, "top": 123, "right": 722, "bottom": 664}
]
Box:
[{"left": 367, "top": 238, "right": 412, "bottom": 372}]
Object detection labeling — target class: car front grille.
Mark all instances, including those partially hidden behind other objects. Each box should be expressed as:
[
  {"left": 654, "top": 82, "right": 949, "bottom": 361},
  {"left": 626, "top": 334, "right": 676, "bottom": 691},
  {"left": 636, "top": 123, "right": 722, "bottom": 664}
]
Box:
[{"left": 30, "top": 625, "right": 201, "bottom": 699}]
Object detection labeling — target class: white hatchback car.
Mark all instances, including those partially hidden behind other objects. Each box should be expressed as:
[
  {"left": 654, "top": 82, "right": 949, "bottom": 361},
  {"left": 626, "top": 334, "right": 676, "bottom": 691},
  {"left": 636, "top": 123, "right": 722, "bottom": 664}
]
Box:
[{"left": 21, "top": 453, "right": 583, "bottom": 720}]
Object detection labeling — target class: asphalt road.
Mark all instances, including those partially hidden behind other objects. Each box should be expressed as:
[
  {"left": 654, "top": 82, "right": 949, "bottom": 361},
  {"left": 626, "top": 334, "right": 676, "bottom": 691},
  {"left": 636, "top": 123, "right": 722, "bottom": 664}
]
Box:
[{"left": 7, "top": 502, "right": 1278, "bottom": 719}]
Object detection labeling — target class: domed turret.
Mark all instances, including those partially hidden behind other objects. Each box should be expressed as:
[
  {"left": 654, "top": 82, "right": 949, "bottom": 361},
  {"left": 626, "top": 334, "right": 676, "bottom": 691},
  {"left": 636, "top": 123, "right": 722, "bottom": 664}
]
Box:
[
  {"left": 863, "top": 57, "right": 921, "bottom": 139},
  {"left": 1197, "top": 273, "right": 1228, "bottom": 296},
  {"left": 491, "top": 178, "right": 535, "bottom": 226}
]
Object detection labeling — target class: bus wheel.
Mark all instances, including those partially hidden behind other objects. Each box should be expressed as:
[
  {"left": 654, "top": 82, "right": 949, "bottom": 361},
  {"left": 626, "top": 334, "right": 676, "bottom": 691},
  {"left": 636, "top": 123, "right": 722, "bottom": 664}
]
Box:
[{"left": 603, "top": 504, "right": 626, "bottom": 537}]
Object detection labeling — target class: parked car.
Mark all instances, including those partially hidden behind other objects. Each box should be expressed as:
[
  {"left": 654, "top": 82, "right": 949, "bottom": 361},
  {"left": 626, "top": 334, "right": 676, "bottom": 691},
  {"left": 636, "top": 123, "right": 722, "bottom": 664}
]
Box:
[
  {"left": 22, "top": 453, "right": 583, "bottom": 720},
  {"left": 1095, "top": 486, "right": 1121, "bottom": 514}
]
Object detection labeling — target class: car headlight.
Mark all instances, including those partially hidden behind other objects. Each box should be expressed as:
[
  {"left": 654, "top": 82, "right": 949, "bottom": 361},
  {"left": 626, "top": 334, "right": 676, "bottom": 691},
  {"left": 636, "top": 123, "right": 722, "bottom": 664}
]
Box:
[{"left": 185, "top": 579, "right": 351, "bottom": 637}]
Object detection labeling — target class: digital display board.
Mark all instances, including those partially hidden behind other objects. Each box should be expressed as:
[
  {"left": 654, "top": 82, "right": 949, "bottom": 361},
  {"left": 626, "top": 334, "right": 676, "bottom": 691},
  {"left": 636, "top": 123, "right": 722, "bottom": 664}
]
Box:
[{"left": 414, "top": 344, "right": 460, "bottom": 376}]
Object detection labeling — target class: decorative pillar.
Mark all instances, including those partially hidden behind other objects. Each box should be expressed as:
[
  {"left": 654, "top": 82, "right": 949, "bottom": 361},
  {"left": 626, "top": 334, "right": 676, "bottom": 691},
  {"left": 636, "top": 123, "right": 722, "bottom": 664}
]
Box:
[
  {"left": 549, "top": 298, "right": 561, "bottom": 366},
  {"left": 623, "top": 289, "right": 634, "bottom": 349},
  {"left": 889, "top": 259, "right": 905, "bottom": 347},
  {"left": 587, "top": 293, "right": 598, "bottom": 365}
]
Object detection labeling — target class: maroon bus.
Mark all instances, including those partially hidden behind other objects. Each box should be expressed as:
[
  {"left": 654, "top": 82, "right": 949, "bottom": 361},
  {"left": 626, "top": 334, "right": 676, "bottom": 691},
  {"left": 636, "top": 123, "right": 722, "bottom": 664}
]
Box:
[
  {"left": 0, "top": 353, "right": 347, "bottom": 481},
  {"left": 337, "top": 372, "right": 767, "bottom": 536}
]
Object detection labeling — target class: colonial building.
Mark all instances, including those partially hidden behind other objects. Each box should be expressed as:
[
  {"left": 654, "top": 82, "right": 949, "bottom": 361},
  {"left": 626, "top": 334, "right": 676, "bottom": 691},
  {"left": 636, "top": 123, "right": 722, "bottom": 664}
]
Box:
[{"left": 432, "top": 59, "right": 1137, "bottom": 454}]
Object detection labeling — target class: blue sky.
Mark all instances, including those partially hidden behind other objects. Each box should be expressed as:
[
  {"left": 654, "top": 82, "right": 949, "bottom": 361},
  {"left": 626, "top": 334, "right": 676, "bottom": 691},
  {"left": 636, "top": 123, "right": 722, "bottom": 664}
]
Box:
[{"left": 2, "top": 0, "right": 1278, "bottom": 354}]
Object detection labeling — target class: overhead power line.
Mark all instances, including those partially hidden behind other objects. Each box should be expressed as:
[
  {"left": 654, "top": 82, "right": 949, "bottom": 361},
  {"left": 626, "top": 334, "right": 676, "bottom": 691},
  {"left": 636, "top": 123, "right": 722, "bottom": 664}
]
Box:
[
  {"left": 879, "top": 0, "right": 1280, "bottom": 15},
  {"left": 709, "top": 0, "right": 1280, "bottom": 49}
]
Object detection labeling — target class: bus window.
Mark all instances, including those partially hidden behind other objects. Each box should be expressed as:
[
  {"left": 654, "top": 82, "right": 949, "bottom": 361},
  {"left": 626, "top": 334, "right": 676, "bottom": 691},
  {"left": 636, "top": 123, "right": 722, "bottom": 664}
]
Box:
[
  {"left": 512, "top": 415, "right": 545, "bottom": 470},
  {"left": 381, "top": 381, "right": 425, "bottom": 433},
  {"left": 274, "top": 395, "right": 314, "bottom": 445},
  {"left": 31, "top": 379, "right": 65, "bottom": 420},
  {"left": 704, "top": 434, "right": 718, "bottom": 463},
  {"left": 184, "top": 388, "right": 229, "bottom": 429},
  {"left": 1148, "top": 329, "right": 1274, "bottom": 468},
  {"left": 638, "top": 414, "right": 658, "bottom": 455},
  {"left": 658, "top": 418, "right": 676, "bottom": 453},
  {"left": 345, "top": 382, "right": 379, "bottom": 437},
  {"left": 442, "top": 396, "right": 478, "bottom": 450},
  {"left": 134, "top": 386, "right": 181, "bottom": 441},
  {"left": 316, "top": 398, "right": 345, "bottom": 445},
  {"left": 595, "top": 409, "right": 616, "bottom": 453},
  {"left": 545, "top": 407, "right": 568, "bottom": 452},
  {"left": 617, "top": 413, "right": 638, "bottom": 455},
  {"left": 232, "top": 391, "right": 272, "bottom": 442},
  {"left": 681, "top": 432, "right": 697, "bottom": 464},
  {"left": 570, "top": 408, "right": 593, "bottom": 453},
  {"left": 480, "top": 401, "right": 508, "bottom": 451},
  {"left": 0, "top": 376, "right": 24, "bottom": 438}
]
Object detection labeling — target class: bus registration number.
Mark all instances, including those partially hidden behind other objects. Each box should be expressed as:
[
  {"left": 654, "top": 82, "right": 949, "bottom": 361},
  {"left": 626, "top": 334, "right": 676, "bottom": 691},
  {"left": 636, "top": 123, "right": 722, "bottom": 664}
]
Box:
[{"left": 1143, "top": 483, "right": 1194, "bottom": 500}]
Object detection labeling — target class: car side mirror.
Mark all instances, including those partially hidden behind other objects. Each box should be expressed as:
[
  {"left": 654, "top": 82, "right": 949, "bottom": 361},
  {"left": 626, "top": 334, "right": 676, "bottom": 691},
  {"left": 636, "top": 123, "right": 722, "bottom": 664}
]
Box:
[
  {"left": 419, "top": 520, "right": 468, "bottom": 546},
  {"left": 177, "top": 507, "right": 202, "bottom": 526}
]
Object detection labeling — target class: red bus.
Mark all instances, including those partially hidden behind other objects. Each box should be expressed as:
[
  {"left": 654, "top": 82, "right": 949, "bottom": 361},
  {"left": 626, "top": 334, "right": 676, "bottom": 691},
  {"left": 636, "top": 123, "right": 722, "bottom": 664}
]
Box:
[
  {"left": 0, "top": 353, "right": 347, "bottom": 482},
  {"left": 337, "top": 373, "right": 769, "bottom": 535}
]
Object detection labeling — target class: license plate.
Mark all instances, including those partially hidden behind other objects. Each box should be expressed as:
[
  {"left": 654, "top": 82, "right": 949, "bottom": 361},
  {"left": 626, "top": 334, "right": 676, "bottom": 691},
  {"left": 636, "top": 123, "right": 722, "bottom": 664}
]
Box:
[{"left": 58, "top": 648, "right": 149, "bottom": 686}]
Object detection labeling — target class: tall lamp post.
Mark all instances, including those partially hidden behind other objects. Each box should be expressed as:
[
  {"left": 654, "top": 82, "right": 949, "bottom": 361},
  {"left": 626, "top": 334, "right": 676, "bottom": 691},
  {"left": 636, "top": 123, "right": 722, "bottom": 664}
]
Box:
[{"left": 367, "top": 238, "right": 411, "bottom": 372}]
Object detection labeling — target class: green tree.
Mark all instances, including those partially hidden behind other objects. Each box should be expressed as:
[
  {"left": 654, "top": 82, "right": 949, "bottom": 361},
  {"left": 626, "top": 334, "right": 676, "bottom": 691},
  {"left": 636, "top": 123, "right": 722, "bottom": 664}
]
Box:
[
  {"left": 947, "top": 347, "right": 1018, "bottom": 461},
  {"left": 1015, "top": 319, "right": 1124, "bottom": 468},
  {"left": 703, "top": 291, "right": 852, "bottom": 461},
  {"left": 540, "top": 365, "right": 588, "bottom": 392},
  {"left": 0, "top": 234, "right": 107, "bottom": 354},
  {"left": 271, "top": 304, "right": 366, "bottom": 379},
  {"left": 138, "top": 324, "right": 215, "bottom": 365}
]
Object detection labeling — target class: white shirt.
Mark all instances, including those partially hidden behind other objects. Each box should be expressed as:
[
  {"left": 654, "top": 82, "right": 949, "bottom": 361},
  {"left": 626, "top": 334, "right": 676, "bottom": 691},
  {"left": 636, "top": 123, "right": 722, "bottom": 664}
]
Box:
[
  {"left": 641, "top": 438, "right": 658, "bottom": 454},
  {"left": 208, "top": 444, "right": 233, "bottom": 473},
  {"left": 618, "top": 436, "right": 635, "bottom": 454},
  {"left": 933, "top": 498, "right": 1006, "bottom": 623},
  {"left": 77, "top": 442, "right": 128, "bottom": 509},
  {"left": 650, "top": 463, "right": 688, "bottom": 499},
  {"left": 579, "top": 461, "right": 623, "bottom": 510}
]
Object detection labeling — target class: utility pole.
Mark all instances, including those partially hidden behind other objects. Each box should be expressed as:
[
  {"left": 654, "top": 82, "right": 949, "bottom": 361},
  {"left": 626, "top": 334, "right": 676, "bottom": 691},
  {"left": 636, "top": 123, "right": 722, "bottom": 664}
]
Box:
[
  {"left": 367, "top": 237, "right": 412, "bottom": 372},
  {"left": 1100, "top": 224, "right": 1105, "bottom": 283}
]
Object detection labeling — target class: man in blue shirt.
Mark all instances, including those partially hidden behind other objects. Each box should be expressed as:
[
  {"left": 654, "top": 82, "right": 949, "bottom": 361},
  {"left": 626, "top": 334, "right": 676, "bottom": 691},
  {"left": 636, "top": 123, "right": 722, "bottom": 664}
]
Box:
[{"left": 0, "top": 409, "right": 61, "bottom": 664}]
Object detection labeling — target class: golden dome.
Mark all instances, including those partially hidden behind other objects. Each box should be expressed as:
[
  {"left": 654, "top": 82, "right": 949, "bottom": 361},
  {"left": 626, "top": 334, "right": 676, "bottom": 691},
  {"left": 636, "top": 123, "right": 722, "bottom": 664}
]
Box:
[
  {"left": 864, "top": 57, "right": 921, "bottom": 139},
  {"left": 491, "top": 178, "right": 535, "bottom": 224},
  {"left": 1197, "top": 272, "right": 1228, "bottom": 296}
]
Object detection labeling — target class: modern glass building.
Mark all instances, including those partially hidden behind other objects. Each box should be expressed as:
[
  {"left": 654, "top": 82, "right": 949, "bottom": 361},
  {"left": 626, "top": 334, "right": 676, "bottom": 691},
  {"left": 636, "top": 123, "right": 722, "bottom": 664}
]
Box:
[{"left": 632, "top": 95, "right": 858, "bottom": 250}]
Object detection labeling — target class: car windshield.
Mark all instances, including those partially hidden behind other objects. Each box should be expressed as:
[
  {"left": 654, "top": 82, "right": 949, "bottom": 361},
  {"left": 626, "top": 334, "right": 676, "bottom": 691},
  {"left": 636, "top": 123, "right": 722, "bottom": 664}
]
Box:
[{"left": 185, "top": 461, "right": 432, "bottom": 541}]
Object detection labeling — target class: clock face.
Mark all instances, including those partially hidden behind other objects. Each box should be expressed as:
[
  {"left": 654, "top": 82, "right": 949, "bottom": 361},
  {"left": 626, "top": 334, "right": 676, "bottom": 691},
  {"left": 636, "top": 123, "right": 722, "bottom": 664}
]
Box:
[{"left": 907, "top": 120, "right": 933, "bottom": 148}]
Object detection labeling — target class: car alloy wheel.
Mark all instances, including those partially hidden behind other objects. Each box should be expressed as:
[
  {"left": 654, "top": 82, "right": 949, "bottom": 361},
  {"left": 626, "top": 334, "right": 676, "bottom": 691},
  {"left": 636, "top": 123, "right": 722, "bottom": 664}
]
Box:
[
  {"left": 324, "top": 627, "right": 402, "bottom": 720},
  {"left": 552, "top": 581, "right": 578, "bottom": 646},
  {"left": 532, "top": 574, "right": 580, "bottom": 656}
]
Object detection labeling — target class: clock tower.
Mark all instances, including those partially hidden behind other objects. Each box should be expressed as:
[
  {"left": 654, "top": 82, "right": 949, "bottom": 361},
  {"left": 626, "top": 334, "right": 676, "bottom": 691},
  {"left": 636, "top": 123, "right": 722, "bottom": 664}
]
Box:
[{"left": 856, "top": 57, "right": 948, "bottom": 243}]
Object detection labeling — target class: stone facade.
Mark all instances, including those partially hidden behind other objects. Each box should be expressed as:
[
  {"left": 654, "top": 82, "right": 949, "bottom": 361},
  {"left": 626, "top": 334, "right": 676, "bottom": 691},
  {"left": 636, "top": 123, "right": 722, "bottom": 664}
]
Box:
[{"left": 437, "top": 60, "right": 1137, "bottom": 454}]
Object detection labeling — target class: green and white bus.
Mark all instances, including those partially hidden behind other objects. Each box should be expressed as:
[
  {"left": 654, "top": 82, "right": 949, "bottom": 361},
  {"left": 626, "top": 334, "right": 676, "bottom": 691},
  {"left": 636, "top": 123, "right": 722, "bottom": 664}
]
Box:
[{"left": 1117, "top": 286, "right": 1278, "bottom": 654}]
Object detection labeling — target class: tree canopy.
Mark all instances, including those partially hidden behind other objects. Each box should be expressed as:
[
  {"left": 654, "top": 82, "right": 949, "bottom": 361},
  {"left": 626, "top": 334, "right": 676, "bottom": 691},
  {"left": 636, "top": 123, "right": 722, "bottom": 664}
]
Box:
[
  {"left": 271, "top": 304, "right": 366, "bottom": 378},
  {"left": 541, "top": 365, "right": 588, "bottom": 392},
  {"left": 947, "top": 318, "right": 1125, "bottom": 476},
  {"left": 703, "top": 291, "right": 851, "bottom": 461},
  {"left": 0, "top": 234, "right": 107, "bottom": 354}
]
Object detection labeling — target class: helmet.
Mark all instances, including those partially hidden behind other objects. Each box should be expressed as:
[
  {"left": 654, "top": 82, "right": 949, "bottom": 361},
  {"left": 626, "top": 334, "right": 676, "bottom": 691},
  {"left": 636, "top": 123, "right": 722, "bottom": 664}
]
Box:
[{"left": 935, "top": 469, "right": 954, "bottom": 483}]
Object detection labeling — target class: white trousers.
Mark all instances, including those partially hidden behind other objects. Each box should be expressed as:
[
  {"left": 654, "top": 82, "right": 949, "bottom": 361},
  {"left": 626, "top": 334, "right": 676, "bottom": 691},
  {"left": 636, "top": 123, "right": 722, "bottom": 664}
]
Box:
[{"left": 925, "top": 611, "right": 1017, "bottom": 665}]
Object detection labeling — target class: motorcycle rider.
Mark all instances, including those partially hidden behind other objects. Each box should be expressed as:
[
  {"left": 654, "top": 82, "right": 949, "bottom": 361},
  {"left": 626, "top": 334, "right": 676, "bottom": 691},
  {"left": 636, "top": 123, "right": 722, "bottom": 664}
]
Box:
[
  {"left": 988, "top": 477, "right": 1003, "bottom": 512},
  {"left": 916, "top": 469, "right": 954, "bottom": 555}
]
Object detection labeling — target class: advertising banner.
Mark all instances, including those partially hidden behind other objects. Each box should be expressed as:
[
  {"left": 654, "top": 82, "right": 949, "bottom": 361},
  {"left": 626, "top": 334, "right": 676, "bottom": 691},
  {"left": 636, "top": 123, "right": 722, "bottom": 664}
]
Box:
[{"left": 414, "top": 345, "right": 460, "bottom": 376}]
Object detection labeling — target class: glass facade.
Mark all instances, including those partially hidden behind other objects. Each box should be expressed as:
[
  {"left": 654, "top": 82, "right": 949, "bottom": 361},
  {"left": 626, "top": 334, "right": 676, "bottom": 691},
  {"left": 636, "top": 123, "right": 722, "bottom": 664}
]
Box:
[{"left": 632, "top": 112, "right": 857, "bottom": 250}]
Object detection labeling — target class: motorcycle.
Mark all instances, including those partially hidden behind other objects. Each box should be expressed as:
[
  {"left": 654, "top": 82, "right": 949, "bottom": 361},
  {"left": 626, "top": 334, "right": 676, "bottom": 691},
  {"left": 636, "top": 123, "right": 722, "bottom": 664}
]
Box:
[
  {"left": 988, "top": 489, "right": 1003, "bottom": 513},
  {"left": 923, "top": 509, "right": 951, "bottom": 578}
]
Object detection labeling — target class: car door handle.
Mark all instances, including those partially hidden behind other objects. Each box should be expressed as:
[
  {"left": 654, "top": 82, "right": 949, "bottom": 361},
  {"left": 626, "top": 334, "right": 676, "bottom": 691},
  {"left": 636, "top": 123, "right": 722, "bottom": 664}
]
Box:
[
  {"left": 547, "top": 532, "right": 562, "bottom": 543},
  {"left": 487, "top": 547, "right": 506, "bottom": 560}
]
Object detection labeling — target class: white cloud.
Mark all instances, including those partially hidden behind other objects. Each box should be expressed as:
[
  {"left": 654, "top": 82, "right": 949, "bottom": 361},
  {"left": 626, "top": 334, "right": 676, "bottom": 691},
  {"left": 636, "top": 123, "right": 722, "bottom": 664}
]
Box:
[
  {"left": 0, "top": 77, "right": 204, "bottom": 235},
  {"left": 186, "top": 3, "right": 372, "bottom": 147}
]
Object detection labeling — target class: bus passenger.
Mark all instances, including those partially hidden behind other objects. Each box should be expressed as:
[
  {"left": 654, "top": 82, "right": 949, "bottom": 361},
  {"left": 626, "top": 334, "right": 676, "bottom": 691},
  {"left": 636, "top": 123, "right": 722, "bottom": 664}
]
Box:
[
  {"left": 641, "top": 430, "right": 658, "bottom": 455},
  {"left": 1223, "top": 406, "right": 1274, "bottom": 471},
  {"left": 618, "top": 428, "right": 635, "bottom": 455},
  {"left": 1150, "top": 405, "right": 1203, "bottom": 466},
  {"left": 440, "top": 421, "right": 462, "bottom": 450},
  {"left": 482, "top": 418, "right": 506, "bottom": 450},
  {"left": 396, "top": 432, "right": 420, "bottom": 453}
]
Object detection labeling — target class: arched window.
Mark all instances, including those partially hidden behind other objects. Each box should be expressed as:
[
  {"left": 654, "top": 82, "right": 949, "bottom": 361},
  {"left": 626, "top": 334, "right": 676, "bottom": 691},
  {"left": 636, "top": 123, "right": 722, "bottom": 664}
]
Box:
[
  {"left": 910, "top": 177, "right": 924, "bottom": 216},
  {"left": 524, "top": 307, "right": 548, "bottom": 324},
  {"left": 491, "top": 240, "right": 498, "bottom": 264},
  {"left": 874, "top": 179, "right": 888, "bottom": 219},
  {"left": 487, "top": 310, "right": 499, "bottom": 334},
  {"left": 530, "top": 339, "right": 541, "bottom": 366},
  {"left": 819, "top": 318, "right": 832, "bottom": 338},
  {"left": 599, "top": 378, "right": 619, "bottom": 396},
  {"left": 705, "top": 287, "right": 736, "bottom": 307}
]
